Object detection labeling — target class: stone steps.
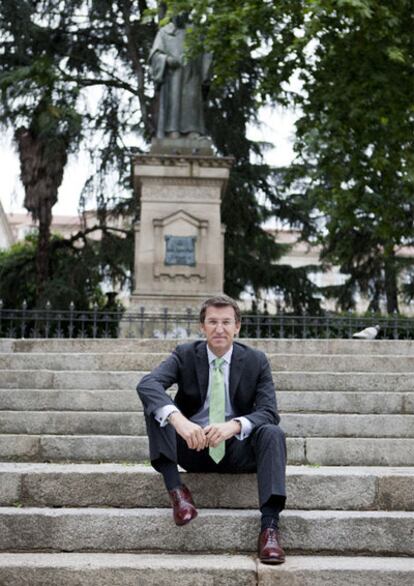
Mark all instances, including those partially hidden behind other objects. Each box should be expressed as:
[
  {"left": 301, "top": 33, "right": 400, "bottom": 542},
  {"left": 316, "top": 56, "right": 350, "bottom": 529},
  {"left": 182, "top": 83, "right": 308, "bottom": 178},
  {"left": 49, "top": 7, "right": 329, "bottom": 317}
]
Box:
[
  {"left": 2, "top": 337, "right": 414, "bottom": 355},
  {"left": 1, "top": 338, "right": 413, "bottom": 584},
  {"left": 3, "top": 351, "right": 414, "bottom": 372},
  {"left": 1, "top": 388, "right": 413, "bottom": 413},
  {"left": 2, "top": 369, "right": 414, "bottom": 390},
  {"left": 1, "top": 463, "right": 412, "bottom": 511},
  {"left": 1, "top": 410, "right": 413, "bottom": 437},
  {"left": 0, "top": 554, "right": 413, "bottom": 586},
  {"left": 1, "top": 507, "right": 413, "bottom": 556},
  {"left": 0, "top": 553, "right": 257, "bottom": 586},
  {"left": 1, "top": 434, "right": 414, "bottom": 465},
  {"left": 259, "top": 556, "right": 414, "bottom": 586}
]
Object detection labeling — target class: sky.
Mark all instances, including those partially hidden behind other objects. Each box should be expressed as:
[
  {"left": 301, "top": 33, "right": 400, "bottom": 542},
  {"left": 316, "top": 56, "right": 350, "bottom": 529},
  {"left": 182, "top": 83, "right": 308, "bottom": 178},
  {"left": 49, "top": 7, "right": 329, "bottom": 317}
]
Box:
[{"left": 0, "top": 105, "right": 297, "bottom": 217}]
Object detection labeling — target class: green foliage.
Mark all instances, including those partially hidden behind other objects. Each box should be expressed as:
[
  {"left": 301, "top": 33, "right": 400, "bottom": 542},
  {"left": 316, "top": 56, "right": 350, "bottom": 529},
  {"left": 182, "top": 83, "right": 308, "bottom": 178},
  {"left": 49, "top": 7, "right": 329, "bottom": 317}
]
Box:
[
  {"left": 0, "top": 233, "right": 119, "bottom": 309},
  {"left": 280, "top": 0, "right": 414, "bottom": 313},
  {"left": 0, "top": 1, "right": 154, "bottom": 304},
  {"left": 165, "top": 0, "right": 304, "bottom": 98}
]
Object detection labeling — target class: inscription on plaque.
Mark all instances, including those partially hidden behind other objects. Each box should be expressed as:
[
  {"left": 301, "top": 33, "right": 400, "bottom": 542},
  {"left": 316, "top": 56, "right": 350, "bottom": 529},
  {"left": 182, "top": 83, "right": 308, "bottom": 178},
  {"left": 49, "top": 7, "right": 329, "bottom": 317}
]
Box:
[{"left": 165, "top": 235, "right": 196, "bottom": 266}]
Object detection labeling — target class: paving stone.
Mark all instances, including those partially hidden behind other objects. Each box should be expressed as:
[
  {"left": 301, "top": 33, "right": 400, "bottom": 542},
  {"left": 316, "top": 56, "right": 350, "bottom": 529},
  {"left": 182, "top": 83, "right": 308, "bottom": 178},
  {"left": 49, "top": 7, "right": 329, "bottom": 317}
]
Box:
[
  {"left": 0, "top": 553, "right": 257, "bottom": 586},
  {"left": 3, "top": 370, "right": 414, "bottom": 391},
  {"left": 39, "top": 435, "right": 150, "bottom": 462},
  {"left": 2, "top": 434, "right": 413, "bottom": 466},
  {"left": 305, "top": 438, "right": 414, "bottom": 466},
  {"left": 377, "top": 474, "right": 414, "bottom": 511},
  {"left": 4, "top": 352, "right": 414, "bottom": 373},
  {"left": 4, "top": 412, "right": 412, "bottom": 437},
  {"left": 0, "top": 389, "right": 139, "bottom": 412},
  {"left": 278, "top": 391, "right": 411, "bottom": 414},
  {"left": 2, "top": 388, "right": 413, "bottom": 414},
  {"left": 4, "top": 338, "right": 414, "bottom": 355},
  {"left": 282, "top": 414, "right": 414, "bottom": 438},
  {"left": 0, "top": 472, "right": 20, "bottom": 506},
  {"left": 3, "top": 464, "right": 408, "bottom": 510},
  {"left": 0, "top": 411, "right": 146, "bottom": 435},
  {"left": 258, "top": 556, "right": 414, "bottom": 586},
  {"left": 0, "top": 508, "right": 413, "bottom": 555},
  {"left": 0, "top": 436, "right": 40, "bottom": 462}
]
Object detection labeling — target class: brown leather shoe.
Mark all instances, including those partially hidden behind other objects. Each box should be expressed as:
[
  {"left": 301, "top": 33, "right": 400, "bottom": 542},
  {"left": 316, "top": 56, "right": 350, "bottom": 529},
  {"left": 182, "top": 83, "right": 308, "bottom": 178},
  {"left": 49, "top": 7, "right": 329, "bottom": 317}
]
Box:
[
  {"left": 258, "top": 528, "right": 286, "bottom": 564},
  {"left": 169, "top": 484, "right": 198, "bottom": 526}
]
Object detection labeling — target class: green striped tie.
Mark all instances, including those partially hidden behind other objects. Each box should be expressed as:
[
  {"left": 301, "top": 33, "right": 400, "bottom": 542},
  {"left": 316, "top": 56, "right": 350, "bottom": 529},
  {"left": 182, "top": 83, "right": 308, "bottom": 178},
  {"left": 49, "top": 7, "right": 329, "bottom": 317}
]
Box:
[{"left": 209, "top": 357, "right": 226, "bottom": 463}]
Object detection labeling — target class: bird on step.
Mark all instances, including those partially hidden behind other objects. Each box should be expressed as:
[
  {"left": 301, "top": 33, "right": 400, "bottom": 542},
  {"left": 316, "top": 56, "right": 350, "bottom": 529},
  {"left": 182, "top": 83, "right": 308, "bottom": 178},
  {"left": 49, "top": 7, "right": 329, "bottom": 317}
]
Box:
[{"left": 352, "top": 325, "right": 380, "bottom": 339}]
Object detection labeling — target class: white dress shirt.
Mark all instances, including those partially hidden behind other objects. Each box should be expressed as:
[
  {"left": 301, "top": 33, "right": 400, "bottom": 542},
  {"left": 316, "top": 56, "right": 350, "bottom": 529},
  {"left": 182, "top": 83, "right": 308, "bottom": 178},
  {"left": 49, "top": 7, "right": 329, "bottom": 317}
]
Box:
[{"left": 154, "top": 344, "right": 253, "bottom": 440}]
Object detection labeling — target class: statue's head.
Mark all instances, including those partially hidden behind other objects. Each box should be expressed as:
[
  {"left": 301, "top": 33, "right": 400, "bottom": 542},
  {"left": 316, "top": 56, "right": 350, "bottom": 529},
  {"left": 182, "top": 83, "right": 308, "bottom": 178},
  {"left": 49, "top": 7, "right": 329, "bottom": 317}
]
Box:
[{"left": 172, "top": 11, "right": 189, "bottom": 28}]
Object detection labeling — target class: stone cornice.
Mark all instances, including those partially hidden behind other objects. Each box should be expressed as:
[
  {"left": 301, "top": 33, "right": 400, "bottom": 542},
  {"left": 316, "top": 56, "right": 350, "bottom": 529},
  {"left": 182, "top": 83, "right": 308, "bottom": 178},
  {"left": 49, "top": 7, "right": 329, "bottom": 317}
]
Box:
[{"left": 134, "top": 154, "right": 234, "bottom": 168}]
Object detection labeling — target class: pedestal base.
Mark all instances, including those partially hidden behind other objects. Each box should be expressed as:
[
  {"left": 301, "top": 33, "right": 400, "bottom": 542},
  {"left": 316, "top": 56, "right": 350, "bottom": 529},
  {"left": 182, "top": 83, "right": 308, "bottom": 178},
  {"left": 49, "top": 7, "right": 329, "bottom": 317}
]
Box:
[
  {"left": 120, "top": 293, "right": 208, "bottom": 338},
  {"left": 124, "top": 145, "right": 233, "bottom": 335}
]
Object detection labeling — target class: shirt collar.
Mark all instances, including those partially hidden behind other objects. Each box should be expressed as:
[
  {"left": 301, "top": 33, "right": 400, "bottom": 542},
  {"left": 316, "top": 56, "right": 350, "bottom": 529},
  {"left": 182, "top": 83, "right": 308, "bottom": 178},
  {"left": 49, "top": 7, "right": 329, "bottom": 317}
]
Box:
[{"left": 207, "top": 345, "right": 233, "bottom": 366}]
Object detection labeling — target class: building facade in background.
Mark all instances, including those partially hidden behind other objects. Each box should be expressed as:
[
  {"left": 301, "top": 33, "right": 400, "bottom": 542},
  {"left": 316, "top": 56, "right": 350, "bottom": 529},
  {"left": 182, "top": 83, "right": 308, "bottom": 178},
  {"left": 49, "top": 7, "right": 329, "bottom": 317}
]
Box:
[{"left": 0, "top": 200, "right": 14, "bottom": 249}]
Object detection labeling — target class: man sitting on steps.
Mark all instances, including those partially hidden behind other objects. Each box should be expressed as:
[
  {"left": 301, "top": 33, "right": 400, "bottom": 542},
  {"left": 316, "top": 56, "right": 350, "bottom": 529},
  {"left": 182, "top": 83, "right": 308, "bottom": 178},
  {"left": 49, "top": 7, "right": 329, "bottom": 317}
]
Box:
[{"left": 136, "top": 295, "right": 287, "bottom": 564}]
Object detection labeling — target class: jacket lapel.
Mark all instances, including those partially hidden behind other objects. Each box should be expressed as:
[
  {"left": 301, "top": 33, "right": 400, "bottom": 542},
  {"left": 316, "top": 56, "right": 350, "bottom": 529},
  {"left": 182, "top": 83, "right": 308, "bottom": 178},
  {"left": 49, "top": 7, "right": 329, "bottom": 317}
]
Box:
[
  {"left": 229, "top": 343, "right": 245, "bottom": 402},
  {"left": 195, "top": 342, "right": 210, "bottom": 403}
]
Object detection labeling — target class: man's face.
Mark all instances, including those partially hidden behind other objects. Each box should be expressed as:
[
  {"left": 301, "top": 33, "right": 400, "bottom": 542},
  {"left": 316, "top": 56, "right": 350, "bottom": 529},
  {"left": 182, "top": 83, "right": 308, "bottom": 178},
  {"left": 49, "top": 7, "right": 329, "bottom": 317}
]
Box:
[{"left": 200, "top": 305, "right": 241, "bottom": 357}]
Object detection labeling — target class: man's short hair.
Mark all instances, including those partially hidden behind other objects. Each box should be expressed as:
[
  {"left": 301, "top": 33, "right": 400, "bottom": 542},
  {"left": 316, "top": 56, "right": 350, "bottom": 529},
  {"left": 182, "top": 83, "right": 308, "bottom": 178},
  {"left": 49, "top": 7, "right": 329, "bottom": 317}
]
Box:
[{"left": 199, "top": 295, "right": 241, "bottom": 323}]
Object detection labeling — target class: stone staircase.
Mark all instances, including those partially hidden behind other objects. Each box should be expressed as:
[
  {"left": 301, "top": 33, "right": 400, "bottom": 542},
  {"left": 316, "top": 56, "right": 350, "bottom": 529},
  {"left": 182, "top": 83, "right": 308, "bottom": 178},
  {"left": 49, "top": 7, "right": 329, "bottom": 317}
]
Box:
[{"left": 0, "top": 337, "right": 413, "bottom": 585}]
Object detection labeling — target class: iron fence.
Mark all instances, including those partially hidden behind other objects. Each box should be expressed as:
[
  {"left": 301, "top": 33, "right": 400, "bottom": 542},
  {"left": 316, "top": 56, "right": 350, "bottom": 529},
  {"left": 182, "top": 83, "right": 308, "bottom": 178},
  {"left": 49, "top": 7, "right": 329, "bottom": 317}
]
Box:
[{"left": 0, "top": 301, "right": 413, "bottom": 339}]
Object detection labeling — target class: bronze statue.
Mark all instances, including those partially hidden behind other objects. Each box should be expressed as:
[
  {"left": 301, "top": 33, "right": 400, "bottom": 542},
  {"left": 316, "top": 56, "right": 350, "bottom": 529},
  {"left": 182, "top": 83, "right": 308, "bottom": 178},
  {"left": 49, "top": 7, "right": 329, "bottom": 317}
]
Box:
[{"left": 149, "top": 13, "right": 212, "bottom": 139}]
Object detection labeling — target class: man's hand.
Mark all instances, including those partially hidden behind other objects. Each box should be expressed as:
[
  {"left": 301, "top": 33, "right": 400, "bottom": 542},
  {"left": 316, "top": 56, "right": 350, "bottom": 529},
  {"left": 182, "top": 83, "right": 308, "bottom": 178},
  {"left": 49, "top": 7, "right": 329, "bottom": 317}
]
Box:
[
  {"left": 169, "top": 412, "right": 207, "bottom": 451},
  {"left": 204, "top": 420, "right": 241, "bottom": 448}
]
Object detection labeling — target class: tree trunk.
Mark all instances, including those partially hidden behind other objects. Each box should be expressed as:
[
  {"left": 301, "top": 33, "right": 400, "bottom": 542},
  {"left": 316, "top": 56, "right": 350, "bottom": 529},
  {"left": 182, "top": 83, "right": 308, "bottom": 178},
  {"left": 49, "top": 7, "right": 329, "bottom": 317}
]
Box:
[
  {"left": 384, "top": 256, "right": 399, "bottom": 314},
  {"left": 35, "top": 204, "right": 53, "bottom": 299},
  {"left": 15, "top": 124, "right": 68, "bottom": 305}
]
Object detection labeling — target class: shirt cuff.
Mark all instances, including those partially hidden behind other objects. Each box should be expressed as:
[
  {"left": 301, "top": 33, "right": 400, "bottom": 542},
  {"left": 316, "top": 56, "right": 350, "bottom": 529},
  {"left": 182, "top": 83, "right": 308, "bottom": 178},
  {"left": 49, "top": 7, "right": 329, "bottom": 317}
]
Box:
[
  {"left": 233, "top": 416, "right": 253, "bottom": 440},
  {"left": 154, "top": 405, "right": 180, "bottom": 427}
]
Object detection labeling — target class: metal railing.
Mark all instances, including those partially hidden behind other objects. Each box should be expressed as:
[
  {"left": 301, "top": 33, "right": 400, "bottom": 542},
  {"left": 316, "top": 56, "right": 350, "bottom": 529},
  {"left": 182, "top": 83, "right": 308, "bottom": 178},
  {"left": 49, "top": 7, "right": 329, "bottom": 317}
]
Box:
[{"left": 0, "top": 301, "right": 413, "bottom": 339}]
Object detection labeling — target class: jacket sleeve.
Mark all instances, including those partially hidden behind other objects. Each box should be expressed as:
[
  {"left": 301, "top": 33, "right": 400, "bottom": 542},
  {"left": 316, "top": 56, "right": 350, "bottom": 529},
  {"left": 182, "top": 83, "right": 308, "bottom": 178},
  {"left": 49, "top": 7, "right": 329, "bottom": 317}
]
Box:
[
  {"left": 244, "top": 352, "right": 279, "bottom": 429},
  {"left": 136, "top": 349, "right": 181, "bottom": 417}
]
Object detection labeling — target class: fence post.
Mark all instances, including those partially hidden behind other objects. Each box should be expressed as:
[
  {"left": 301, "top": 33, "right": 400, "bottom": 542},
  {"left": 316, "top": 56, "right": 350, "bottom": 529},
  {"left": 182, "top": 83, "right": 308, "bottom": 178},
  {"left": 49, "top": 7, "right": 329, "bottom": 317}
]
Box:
[
  {"left": 45, "top": 301, "right": 51, "bottom": 338},
  {"left": 69, "top": 302, "right": 75, "bottom": 338},
  {"left": 21, "top": 300, "right": 27, "bottom": 339},
  {"left": 392, "top": 312, "right": 399, "bottom": 340},
  {"left": 279, "top": 309, "right": 285, "bottom": 338},
  {"left": 92, "top": 302, "right": 98, "bottom": 338}
]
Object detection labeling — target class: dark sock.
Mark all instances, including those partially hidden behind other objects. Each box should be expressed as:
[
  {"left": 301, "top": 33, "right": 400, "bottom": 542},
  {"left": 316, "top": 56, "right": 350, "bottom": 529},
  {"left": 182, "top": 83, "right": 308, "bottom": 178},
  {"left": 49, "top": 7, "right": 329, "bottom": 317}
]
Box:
[
  {"left": 153, "top": 456, "right": 182, "bottom": 492},
  {"left": 260, "top": 495, "right": 285, "bottom": 531}
]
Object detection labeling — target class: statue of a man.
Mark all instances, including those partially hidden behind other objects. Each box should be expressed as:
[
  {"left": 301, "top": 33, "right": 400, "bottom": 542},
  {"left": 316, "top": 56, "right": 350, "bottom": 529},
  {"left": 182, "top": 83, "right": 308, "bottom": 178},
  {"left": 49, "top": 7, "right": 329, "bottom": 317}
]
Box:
[{"left": 149, "top": 12, "right": 212, "bottom": 139}]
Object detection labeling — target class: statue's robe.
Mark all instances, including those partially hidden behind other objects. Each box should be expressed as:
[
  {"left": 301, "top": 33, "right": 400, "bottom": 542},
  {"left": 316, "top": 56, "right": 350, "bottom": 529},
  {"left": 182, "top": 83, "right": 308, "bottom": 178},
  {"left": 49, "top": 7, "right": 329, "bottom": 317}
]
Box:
[{"left": 149, "top": 23, "right": 212, "bottom": 138}]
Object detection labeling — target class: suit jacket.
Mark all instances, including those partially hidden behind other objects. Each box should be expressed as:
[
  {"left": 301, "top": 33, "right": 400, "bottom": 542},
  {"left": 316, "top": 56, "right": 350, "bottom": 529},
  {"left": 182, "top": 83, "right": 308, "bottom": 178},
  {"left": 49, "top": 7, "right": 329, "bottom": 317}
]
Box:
[{"left": 137, "top": 340, "right": 279, "bottom": 430}]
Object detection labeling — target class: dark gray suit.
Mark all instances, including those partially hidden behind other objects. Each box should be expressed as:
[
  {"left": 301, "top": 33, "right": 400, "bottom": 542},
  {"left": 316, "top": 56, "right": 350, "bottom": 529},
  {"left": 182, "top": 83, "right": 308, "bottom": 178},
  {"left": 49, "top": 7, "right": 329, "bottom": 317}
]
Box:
[{"left": 137, "top": 340, "right": 286, "bottom": 506}]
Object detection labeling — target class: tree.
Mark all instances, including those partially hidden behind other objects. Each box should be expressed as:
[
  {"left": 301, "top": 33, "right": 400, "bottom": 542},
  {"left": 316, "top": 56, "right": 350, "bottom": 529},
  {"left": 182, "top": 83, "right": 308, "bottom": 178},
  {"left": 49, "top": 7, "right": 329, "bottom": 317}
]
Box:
[
  {"left": 0, "top": 0, "right": 155, "bottom": 307},
  {"left": 281, "top": 0, "right": 414, "bottom": 313},
  {"left": 0, "top": 1, "right": 85, "bottom": 299},
  {"left": 0, "top": 234, "right": 102, "bottom": 309}
]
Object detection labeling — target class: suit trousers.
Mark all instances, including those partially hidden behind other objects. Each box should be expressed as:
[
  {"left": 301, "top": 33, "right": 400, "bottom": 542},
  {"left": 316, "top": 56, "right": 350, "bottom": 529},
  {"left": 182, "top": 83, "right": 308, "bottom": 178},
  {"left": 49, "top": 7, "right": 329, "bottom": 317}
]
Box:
[{"left": 150, "top": 421, "right": 287, "bottom": 508}]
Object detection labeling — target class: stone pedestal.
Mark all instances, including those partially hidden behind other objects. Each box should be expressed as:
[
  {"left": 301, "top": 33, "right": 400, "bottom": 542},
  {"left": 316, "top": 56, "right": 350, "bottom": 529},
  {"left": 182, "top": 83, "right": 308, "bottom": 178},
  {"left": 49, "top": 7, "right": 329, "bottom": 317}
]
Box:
[{"left": 128, "top": 145, "right": 232, "bottom": 316}]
